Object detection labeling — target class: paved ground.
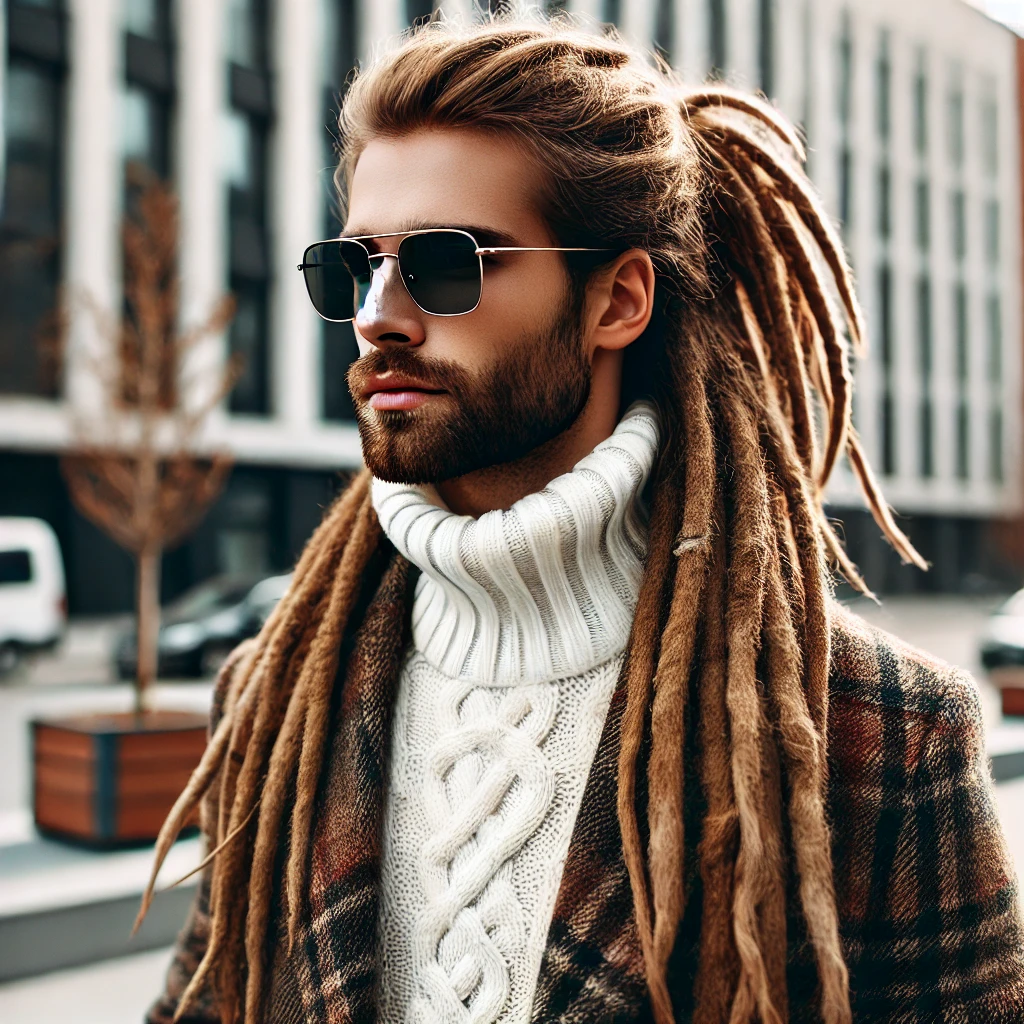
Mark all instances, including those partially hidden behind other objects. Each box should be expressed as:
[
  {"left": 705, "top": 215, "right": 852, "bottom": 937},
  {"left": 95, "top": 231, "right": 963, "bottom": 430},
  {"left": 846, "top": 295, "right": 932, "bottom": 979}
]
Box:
[
  {"left": 0, "top": 594, "right": 1021, "bottom": 1022},
  {"left": 0, "top": 946, "right": 173, "bottom": 1024}
]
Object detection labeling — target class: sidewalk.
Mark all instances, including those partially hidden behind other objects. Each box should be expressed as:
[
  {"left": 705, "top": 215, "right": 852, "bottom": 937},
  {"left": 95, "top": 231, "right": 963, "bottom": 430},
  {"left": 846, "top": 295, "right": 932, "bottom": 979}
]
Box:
[{"left": 0, "top": 946, "right": 173, "bottom": 1024}]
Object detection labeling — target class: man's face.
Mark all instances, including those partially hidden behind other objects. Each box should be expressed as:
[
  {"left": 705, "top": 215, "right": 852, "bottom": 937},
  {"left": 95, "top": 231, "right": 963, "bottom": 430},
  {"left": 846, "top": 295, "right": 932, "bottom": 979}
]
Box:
[{"left": 343, "top": 128, "right": 591, "bottom": 484}]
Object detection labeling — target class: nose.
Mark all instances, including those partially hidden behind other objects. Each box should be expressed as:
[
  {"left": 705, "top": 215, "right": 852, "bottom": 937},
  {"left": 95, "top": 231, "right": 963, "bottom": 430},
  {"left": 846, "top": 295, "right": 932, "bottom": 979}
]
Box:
[{"left": 354, "top": 254, "right": 426, "bottom": 349}]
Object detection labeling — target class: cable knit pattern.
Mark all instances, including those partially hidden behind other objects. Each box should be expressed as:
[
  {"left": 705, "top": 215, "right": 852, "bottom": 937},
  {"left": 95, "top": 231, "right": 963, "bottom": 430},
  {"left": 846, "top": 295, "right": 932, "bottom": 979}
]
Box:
[{"left": 372, "top": 403, "right": 659, "bottom": 1024}]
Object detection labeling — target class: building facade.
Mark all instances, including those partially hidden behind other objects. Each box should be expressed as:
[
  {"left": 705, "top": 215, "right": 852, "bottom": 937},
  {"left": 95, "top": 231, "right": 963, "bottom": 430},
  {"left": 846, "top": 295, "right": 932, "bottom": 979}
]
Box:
[{"left": 0, "top": 0, "right": 1020, "bottom": 612}]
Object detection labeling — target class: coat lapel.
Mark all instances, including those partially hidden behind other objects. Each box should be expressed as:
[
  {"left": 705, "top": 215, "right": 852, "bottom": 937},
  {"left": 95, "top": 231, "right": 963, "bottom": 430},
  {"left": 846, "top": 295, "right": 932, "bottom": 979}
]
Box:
[
  {"left": 291, "top": 549, "right": 413, "bottom": 1024},
  {"left": 531, "top": 680, "right": 649, "bottom": 1022}
]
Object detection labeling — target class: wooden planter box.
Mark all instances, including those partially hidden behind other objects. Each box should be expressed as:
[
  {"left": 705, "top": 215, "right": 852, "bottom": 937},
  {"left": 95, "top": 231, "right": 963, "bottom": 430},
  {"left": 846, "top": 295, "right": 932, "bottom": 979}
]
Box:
[
  {"left": 32, "top": 710, "right": 207, "bottom": 846},
  {"left": 990, "top": 668, "right": 1024, "bottom": 718}
]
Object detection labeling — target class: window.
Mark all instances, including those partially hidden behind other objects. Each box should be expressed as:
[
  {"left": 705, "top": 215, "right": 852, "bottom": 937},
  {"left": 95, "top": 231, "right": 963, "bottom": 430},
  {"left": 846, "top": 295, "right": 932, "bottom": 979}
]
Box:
[
  {"left": 758, "top": 0, "right": 774, "bottom": 96},
  {"left": 876, "top": 165, "right": 890, "bottom": 240},
  {"left": 0, "top": 550, "right": 32, "bottom": 585},
  {"left": 117, "top": 2, "right": 176, "bottom": 409},
  {"left": 227, "top": 0, "right": 267, "bottom": 70},
  {"left": 987, "top": 295, "right": 1002, "bottom": 384},
  {"left": 913, "top": 55, "right": 927, "bottom": 155},
  {"left": 708, "top": 0, "right": 726, "bottom": 78},
  {"left": 837, "top": 12, "right": 853, "bottom": 127},
  {"left": 877, "top": 264, "right": 895, "bottom": 476},
  {"left": 122, "top": 0, "right": 174, "bottom": 181},
  {"left": 917, "top": 275, "right": 933, "bottom": 478},
  {"left": 981, "top": 97, "right": 997, "bottom": 178},
  {"left": 948, "top": 83, "right": 964, "bottom": 168},
  {"left": 990, "top": 409, "right": 1004, "bottom": 484},
  {"left": 124, "top": 0, "right": 171, "bottom": 41},
  {"left": 836, "top": 12, "right": 853, "bottom": 235},
  {"left": 226, "top": 0, "right": 273, "bottom": 416},
  {"left": 320, "top": 0, "right": 360, "bottom": 422},
  {"left": 984, "top": 199, "right": 999, "bottom": 266},
  {"left": 955, "top": 285, "right": 968, "bottom": 384},
  {"left": 875, "top": 31, "right": 890, "bottom": 142},
  {"left": 984, "top": 293, "right": 1003, "bottom": 484},
  {"left": 951, "top": 189, "right": 966, "bottom": 261},
  {"left": 215, "top": 473, "right": 272, "bottom": 576},
  {"left": 955, "top": 285, "right": 969, "bottom": 480},
  {"left": 406, "top": 0, "right": 437, "bottom": 24},
  {"left": 0, "top": 1, "right": 67, "bottom": 398},
  {"left": 800, "top": 1, "right": 813, "bottom": 164},
  {"left": 838, "top": 148, "right": 852, "bottom": 232},
  {"left": 914, "top": 179, "right": 930, "bottom": 251},
  {"left": 955, "top": 404, "right": 969, "bottom": 481},
  {"left": 122, "top": 85, "right": 172, "bottom": 177},
  {"left": 655, "top": 0, "right": 675, "bottom": 66}
]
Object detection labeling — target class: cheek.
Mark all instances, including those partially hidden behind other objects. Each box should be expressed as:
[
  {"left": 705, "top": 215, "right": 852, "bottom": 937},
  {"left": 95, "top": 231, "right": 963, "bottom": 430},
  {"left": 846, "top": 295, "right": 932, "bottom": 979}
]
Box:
[
  {"left": 483, "top": 261, "right": 564, "bottom": 317},
  {"left": 450, "top": 262, "right": 565, "bottom": 358}
]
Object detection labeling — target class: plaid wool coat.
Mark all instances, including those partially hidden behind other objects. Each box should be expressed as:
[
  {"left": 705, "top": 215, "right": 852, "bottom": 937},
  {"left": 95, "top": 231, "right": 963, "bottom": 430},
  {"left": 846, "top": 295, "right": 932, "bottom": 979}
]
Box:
[{"left": 148, "top": 546, "right": 1024, "bottom": 1023}]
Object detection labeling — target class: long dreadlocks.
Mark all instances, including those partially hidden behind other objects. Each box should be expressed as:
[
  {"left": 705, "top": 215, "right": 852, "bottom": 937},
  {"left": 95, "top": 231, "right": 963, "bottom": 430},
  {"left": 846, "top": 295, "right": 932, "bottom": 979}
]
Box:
[{"left": 139, "top": 14, "right": 926, "bottom": 1024}]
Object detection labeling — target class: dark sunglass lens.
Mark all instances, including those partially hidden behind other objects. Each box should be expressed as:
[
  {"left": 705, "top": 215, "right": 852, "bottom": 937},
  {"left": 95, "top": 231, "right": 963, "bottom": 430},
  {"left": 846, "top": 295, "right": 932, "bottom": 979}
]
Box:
[
  {"left": 399, "top": 231, "right": 481, "bottom": 315},
  {"left": 301, "top": 241, "right": 370, "bottom": 321}
]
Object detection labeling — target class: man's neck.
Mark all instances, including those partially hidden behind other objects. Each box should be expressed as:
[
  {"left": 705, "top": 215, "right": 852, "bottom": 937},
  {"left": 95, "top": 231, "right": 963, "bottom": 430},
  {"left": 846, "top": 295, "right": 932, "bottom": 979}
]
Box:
[{"left": 437, "top": 395, "right": 622, "bottom": 518}]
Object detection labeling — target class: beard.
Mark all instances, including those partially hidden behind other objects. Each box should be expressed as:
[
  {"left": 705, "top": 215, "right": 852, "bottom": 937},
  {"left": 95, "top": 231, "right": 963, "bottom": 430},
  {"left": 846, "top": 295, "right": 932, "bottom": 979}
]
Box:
[{"left": 346, "top": 296, "right": 591, "bottom": 485}]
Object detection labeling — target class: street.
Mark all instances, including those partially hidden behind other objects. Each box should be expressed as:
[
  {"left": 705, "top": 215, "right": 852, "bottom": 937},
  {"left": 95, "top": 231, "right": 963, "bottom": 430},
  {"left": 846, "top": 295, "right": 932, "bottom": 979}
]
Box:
[{"left": 1, "top": 594, "right": 1023, "bottom": 1022}]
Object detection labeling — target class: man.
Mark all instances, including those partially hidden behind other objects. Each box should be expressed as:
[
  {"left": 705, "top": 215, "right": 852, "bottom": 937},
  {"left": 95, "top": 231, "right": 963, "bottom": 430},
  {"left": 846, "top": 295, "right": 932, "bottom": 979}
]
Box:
[{"left": 145, "top": 15, "right": 1024, "bottom": 1024}]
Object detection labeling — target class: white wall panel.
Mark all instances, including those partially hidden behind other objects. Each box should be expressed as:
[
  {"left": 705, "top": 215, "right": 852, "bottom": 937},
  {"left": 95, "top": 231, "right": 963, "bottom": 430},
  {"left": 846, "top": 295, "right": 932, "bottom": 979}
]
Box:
[
  {"left": 63, "top": 0, "right": 120, "bottom": 417},
  {"left": 272, "top": 0, "right": 322, "bottom": 429},
  {"left": 362, "top": 0, "right": 407, "bottom": 64},
  {"left": 177, "top": 0, "right": 228, "bottom": 428}
]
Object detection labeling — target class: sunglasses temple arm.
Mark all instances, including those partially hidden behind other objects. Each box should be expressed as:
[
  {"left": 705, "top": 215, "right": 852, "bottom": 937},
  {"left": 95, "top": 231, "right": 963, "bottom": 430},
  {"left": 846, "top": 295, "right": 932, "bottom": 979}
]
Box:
[{"left": 474, "top": 246, "right": 616, "bottom": 255}]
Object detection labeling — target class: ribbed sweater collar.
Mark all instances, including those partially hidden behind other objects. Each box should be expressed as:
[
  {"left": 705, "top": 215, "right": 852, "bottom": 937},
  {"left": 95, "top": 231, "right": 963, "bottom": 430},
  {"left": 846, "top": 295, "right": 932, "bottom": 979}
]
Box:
[{"left": 371, "top": 401, "right": 660, "bottom": 685}]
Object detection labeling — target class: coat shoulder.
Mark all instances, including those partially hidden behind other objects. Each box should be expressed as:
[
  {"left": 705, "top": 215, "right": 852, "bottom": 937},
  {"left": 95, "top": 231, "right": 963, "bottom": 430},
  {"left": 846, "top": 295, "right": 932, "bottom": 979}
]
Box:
[
  {"left": 828, "top": 598, "right": 983, "bottom": 737},
  {"left": 825, "top": 601, "right": 1024, "bottom": 1021}
]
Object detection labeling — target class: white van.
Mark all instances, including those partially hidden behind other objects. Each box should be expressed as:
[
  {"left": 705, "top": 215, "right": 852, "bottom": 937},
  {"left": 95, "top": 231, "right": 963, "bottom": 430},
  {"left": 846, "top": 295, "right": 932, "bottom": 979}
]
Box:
[{"left": 0, "top": 517, "right": 67, "bottom": 676}]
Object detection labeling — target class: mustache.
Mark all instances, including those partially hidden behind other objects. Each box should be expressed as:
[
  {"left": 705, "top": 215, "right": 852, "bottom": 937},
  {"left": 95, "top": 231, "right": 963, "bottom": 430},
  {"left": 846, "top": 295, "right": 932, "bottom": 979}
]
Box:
[{"left": 347, "top": 347, "right": 472, "bottom": 396}]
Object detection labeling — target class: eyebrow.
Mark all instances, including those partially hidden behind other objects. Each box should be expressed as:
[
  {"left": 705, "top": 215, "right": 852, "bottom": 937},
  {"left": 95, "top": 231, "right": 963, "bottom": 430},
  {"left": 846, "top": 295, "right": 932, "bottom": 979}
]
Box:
[{"left": 338, "top": 221, "right": 522, "bottom": 250}]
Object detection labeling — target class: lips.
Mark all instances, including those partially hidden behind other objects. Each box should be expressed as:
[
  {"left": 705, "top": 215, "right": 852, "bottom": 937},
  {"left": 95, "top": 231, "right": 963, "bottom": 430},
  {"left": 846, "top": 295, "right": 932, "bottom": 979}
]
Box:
[{"left": 363, "top": 372, "right": 446, "bottom": 412}]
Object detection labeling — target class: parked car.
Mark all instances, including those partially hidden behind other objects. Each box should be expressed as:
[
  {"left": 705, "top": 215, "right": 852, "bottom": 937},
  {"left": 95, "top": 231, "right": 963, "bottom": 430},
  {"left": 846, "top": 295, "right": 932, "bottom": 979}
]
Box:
[
  {"left": 114, "top": 572, "right": 292, "bottom": 680},
  {"left": 0, "top": 517, "right": 67, "bottom": 677},
  {"left": 980, "top": 589, "right": 1024, "bottom": 673}
]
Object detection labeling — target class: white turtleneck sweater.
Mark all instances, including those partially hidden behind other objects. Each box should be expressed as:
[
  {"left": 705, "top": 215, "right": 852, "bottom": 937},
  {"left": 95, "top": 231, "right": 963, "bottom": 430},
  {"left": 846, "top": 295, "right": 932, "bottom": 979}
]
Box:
[{"left": 372, "top": 402, "right": 660, "bottom": 1024}]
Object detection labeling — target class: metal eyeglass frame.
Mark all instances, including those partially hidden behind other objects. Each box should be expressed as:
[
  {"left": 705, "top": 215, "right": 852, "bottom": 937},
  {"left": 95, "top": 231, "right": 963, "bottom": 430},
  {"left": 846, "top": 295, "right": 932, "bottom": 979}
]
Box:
[{"left": 296, "top": 228, "right": 615, "bottom": 322}]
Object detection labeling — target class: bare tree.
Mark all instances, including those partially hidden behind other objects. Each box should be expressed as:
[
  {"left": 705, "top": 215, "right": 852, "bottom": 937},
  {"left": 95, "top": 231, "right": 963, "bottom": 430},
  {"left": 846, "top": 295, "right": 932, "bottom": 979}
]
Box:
[{"left": 60, "top": 176, "right": 239, "bottom": 715}]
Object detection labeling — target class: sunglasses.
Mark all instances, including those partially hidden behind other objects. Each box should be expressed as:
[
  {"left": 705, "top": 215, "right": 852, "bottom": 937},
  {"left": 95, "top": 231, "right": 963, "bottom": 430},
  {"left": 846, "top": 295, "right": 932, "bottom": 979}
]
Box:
[{"left": 297, "top": 228, "right": 613, "bottom": 322}]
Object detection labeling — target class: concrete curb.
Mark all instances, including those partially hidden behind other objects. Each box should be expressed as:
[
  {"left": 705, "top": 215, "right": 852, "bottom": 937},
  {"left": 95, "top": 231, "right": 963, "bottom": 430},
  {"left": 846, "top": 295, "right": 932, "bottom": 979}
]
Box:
[
  {"left": 0, "top": 881, "right": 197, "bottom": 983},
  {"left": 0, "top": 823, "right": 202, "bottom": 982}
]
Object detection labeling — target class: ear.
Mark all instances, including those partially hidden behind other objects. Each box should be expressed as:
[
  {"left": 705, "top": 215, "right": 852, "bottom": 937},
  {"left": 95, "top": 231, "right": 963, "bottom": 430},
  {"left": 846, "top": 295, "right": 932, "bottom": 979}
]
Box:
[{"left": 584, "top": 248, "right": 656, "bottom": 355}]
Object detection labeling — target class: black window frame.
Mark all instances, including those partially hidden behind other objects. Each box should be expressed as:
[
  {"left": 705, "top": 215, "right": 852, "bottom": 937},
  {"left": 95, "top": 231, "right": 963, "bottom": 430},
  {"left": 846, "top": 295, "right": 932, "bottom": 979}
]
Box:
[
  {"left": 758, "top": 0, "right": 775, "bottom": 97},
  {"left": 1, "top": 0, "right": 69, "bottom": 398},
  {"left": 654, "top": 0, "right": 675, "bottom": 67},
  {"left": 122, "top": 0, "right": 176, "bottom": 182},
  {"left": 708, "top": 0, "right": 727, "bottom": 79},
  {"left": 320, "top": 0, "right": 360, "bottom": 424},
  {"left": 226, "top": 0, "right": 275, "bottom": 418}
]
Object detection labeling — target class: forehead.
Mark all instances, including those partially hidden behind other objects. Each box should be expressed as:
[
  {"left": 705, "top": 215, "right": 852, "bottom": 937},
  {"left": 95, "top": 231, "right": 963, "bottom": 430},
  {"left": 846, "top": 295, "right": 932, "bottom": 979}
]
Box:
[{"left": 344, "top": 128, "right": 552, "bottom": 241}]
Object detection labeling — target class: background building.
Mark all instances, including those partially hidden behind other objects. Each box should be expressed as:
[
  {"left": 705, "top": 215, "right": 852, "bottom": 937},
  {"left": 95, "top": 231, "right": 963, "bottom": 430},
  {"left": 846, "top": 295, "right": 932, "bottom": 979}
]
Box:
[{"left": 0, "top": 0, "right": 1020, "bottom": 613}]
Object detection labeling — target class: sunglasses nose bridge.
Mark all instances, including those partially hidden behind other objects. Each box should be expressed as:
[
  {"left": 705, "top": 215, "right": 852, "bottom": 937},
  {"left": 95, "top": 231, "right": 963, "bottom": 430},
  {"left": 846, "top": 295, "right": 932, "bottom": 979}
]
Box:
[{"left": 359, "top": 251, "right": 419, "bottom": 325}]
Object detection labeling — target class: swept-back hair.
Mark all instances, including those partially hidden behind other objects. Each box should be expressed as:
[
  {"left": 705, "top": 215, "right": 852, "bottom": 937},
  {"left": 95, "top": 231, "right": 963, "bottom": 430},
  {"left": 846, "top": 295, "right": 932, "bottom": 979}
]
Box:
[{"left": 141, "top": 14, "right": 924, "bottom": 1024}]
